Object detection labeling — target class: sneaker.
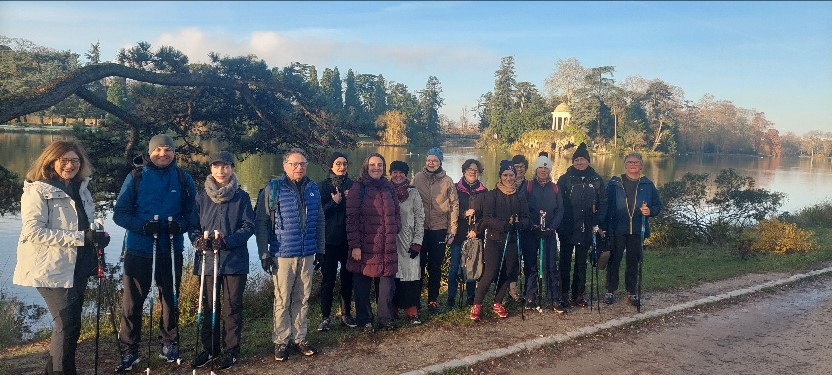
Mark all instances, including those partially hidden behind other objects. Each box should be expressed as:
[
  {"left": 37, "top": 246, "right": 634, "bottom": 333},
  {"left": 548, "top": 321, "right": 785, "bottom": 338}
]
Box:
[
  {"left": 470, "top": 304, "right": 481, "bottom": 321},
  {"left": 524, "top": 300, "right": 540, "bottom": 311},
  {"left": 628, "top": 294, "right": 640, "bottom": 307},
  {"left": 216, "top": 351, "right": 238, "bottom": 370},
  {"left": 604, "top": 292, "right": 615, "bottom": 305},
  {"left": 159, "top": 341, "right": 180, "bottom": 363},
  {"left": 317, "top": 317, "right": 330, "bottom": 331},
  {"left": 553, "top": 300, "right": 569, "bottom": 314},
  {"left": 492, "top": 302, "right": 509, "bottom": 318},
  {"left": 427, "top": 300, "right": 440, "bottom": 314},
  {"left": 294, "top": 341, "right": 317, "bottom": 356},
  {"left": 274, "top": 344, "right": 289, "bottom": 361},
  {"left": 115, "top": 351, "right": 140, "bottom": 372},
  {"left": 191, "top": 350, "right": 216, "bottom": 368},
  {"left": 574, "top": 294, "right": 588, "bottom": 308},
  {"left": 363, "top": 322, "right": 375, "bottom": 333},
  {"left": 341, "top": 314, "right": 358, "bottom": 328},
  {"left": 409, "top": 315, "right": 422, "bottom": 325}
]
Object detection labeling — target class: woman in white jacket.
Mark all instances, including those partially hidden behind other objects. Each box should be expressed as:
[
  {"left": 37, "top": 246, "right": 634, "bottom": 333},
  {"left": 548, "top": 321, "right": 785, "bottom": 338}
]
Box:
[
  {"left": 13, "top": 140, "right": 108, "bottom": 375},
  {"left": 389, "top": 161, "right": 425, "bottom": 325}
]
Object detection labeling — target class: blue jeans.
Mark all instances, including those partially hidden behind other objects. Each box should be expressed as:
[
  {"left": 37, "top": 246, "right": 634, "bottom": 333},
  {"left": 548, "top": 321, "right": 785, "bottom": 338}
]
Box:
[{"left": 447, "top": 241, "right": 476, "bottom": 304}]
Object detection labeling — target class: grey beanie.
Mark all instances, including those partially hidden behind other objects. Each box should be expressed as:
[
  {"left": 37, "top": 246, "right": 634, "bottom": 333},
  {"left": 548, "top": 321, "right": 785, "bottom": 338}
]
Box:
[{"left": 148, "top": 134, "right": 175, "bottom": 152}]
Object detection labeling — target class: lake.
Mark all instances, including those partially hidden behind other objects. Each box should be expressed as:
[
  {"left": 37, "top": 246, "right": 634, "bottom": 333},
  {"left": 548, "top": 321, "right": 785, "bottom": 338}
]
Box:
[{"left": 1, "top": 132, "right": 831, "bottom": 312}]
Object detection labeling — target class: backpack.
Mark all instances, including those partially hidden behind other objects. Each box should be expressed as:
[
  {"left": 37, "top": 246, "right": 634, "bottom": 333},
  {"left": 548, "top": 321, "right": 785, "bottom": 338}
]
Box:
[{"left": 460, "top": 236, "right": 484, "bottom": 282}]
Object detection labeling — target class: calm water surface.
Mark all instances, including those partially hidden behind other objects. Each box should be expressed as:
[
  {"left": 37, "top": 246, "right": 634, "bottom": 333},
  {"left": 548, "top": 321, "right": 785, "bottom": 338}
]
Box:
[{"left": 1, "top": 132, "right": 831, "bottom": 310}]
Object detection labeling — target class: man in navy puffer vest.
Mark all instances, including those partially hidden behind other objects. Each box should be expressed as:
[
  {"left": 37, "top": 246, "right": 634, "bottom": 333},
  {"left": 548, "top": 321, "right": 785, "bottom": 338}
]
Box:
[{"left": 255, "top": 148, "right": 325, "bottom": 362}]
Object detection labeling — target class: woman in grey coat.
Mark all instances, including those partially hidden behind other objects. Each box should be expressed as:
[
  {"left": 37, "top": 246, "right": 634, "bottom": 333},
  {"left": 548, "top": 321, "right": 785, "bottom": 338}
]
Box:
[{"left": 389, "top": 161, "right": 425, "bottom": 325}]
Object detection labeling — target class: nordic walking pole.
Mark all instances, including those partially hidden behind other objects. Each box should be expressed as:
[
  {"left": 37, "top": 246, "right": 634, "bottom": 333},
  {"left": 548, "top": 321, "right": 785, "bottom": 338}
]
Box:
[
  {"left": 515, "top": 215, "right": 524, "bottom": 321},
  {"left": 538, "top": 210, "right": 545, "bottom": 311},
  {"left": 94, "top": 219, "right": 105, "bottom": 375},
  {"left": 192, "top": 231, "right": 209, "bottom": 374},
  {"left": 147, "top": 214, "right": 159, "bottom": 375},
  {"left": 590, "top": 232, "right": 600, "bottom": 315},
  {"left": 495, "top": 217, "right": 511, "bottom": 304},
  {"left": 167, "top": 217, "right": 181, "bottom": 365},
  {"left": 210, "top": 230, "right": 221, "bottom": 375},
  {"left": 638, "top": 202, "right": 647, "bottom": 313}
]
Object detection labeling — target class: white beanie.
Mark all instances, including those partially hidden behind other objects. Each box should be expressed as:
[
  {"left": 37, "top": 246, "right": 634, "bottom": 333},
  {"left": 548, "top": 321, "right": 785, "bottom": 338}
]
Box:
[{"left": 533, "top": 152, "right": 552, "bottom": 172}]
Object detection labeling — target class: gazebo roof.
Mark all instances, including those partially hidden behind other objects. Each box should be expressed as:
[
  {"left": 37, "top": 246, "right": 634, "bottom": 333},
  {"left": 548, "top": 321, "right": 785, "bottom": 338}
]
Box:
[{"left": 554, "top": 103, "right": 571, "bottom": 113}]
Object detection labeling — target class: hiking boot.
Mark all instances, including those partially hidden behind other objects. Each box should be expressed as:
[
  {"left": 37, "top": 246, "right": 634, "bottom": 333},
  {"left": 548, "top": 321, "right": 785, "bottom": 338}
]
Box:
[
  {"left": 492, "top": 302, "right": 509, "bottom": 318},
  {"left": 191, "top": 350, "right": 216, "bottom": 368},
  {"left": 628, "top": 294, "right": 640, "bottom": 307},
  {"left": 217, "top": 351, "right": 238, "bottom": 370},
  {"left": 524, "top": 300, "right": 542, "bottom": 312},
  {"left": 428, "top": 301, "right": 440, "bottom": 314},
  {"left": 115, "top": 351, "right": 140, "bottom": 372},
  {"left": 604, "top": 292, "right": 615, "bottom": 304},
  {"left": 470, "top": 304, "right": 482, "bottom": 321},
  {"left": 317, "top": 317, "right": 330, "bottom": 331},
  {"left": 274, "top": 344, "right": 289, "bottom": 361},
  {"left": 409, "top": 315, "right": 422, "bottom": 325},
  {"left": 159, "top": 341, "right": 179, "bottom": 363},
  {"left": 553, "top": 300, "right": 569, "bottom": 314},
  {"left": 294, "top": 341, "right": 317, "bottom": 356},
  {"left": 341, "top": 314, "right": 358, "bottom": 328},
  {"left": 560, "top": 293, "right": 571, "bottom": 307},
  {"left": 363, "top": 322, "right": 375, "bottom": 334},
  {"left": 466, "top": 295, "right": 475, "bottom": 306},
  {"left": 574, "top": 294, "right": 588, "bottom": 308}
]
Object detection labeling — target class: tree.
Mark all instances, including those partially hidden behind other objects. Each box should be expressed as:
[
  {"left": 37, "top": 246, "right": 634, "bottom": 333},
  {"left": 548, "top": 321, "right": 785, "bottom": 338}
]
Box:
[
  {"left": 343, "top": 69, "right": 363, "bottom": 133},
  {"left": 85, "top": 41, "right": 101, "bottom": 65},
  {"left": 640, "top": 79, "right": 680, "bottom": 152},
  {"left": 377, "top": 110, "right": 408, "bottom": 145},
  {"left": 544, "top": 57, "right": 586, "bottom": 107},
  {"left": 414, "top": 75, "right": 443, "bottom": 145}
]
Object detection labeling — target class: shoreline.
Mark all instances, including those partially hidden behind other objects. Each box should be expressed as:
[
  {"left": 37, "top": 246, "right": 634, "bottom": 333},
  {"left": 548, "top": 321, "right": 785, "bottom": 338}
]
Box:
[{"left": 0, "top": 125, "right": 74, "bottom": 134}]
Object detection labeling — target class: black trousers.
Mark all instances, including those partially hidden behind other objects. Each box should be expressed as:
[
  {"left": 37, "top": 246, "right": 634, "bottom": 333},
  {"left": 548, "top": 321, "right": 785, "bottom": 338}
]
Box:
[
  {"left": 119, "top": 251, "right": 183, "bottom": 352},
  {"left": 473, "top": 232, "right": 519, "bottom": 305},
  {"left": 320, "top": 242, "right": 354, "bottom": 319},
  {"left": 606, "top": 234, "right": 642, "bottom": 294},
  {"left": 420, "top": 229, "right": 447, "bottom": 303},
  {"left": 38, "top": 275, "right": 88, "bottom": 375},
  {"left": 523, "top": 233, "right": 561, "bottom": 305},
  {"left": 198, "top": 273, "right": 246, "bottom": 355},
  {"left": 560, "top": 243, "right": 590, "bottom": 297}
]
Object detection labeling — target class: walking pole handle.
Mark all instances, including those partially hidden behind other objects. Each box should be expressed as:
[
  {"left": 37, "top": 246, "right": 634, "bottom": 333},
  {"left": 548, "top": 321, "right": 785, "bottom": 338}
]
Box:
[{"left": 152, "top": 214, "right": 160, "bottom": 239}]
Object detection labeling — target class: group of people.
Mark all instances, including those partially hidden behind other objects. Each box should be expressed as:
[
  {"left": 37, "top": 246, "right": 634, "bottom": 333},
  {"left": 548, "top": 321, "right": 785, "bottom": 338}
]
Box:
[{"left": 13, "top": 135, "right": 662, "bottom": 374}]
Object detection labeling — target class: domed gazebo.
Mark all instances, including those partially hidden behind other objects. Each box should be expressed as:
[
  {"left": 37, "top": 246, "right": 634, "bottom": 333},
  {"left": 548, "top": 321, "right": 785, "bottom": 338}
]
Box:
[{"left": 551, "top": 103, "right": 571, "bottom": 131}]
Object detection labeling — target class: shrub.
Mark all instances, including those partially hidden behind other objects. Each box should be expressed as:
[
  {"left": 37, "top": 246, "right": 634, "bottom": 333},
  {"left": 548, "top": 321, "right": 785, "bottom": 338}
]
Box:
[
  {"left": 780, "top": 200, "right": 832, "bottom": 228},
  {"left": 737, "top": 219, "right": 816, "bottom": 255}
]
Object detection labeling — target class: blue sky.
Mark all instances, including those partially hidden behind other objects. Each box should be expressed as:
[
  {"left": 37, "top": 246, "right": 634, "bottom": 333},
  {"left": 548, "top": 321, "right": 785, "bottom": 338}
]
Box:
[{"left": 1, "top": 1, "right": 830, "bottom": 135}]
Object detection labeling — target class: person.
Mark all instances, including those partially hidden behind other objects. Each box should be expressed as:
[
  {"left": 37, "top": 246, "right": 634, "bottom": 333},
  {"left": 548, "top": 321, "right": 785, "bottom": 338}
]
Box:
[
  {"left": 188, "top": 151, "right": 254, "bottom": 370},
  {"left": 255, "top": 148, "right": 324, "bottom": 361},
  {"left": 317, "top": 151, "right": 357, "bottom": 331},
  {"left": 446, "top": 159, "right": 487, "bottom": 307},
  {"left": 13, "top": 140, "right": 109, "bottom": 375},
  {"left": 506, "top": 154, "right": 529, "bottom": 301},
  {"left": 470, "top": 160, "right": 530, "bottom": 321},
  {"left": 346, "top": 153, "right": 402, "bottom": 332},
  {"left": 602, "top": 152, "right": 662, "bottom": 306},
  {"left": 523, "top": 152, "right": 565, "bottom": 312},
  {"left": 557, "top": 143, "right": 607, "bottom": 309},
  {"left": 113, "top": 134, "right": 196, "bottom": 371},
  {"left": 412, "top": 147, "right": 458, "bottom": 313},
  {"left": 389, "top": 161, "right": 425, "bottom": 325}
]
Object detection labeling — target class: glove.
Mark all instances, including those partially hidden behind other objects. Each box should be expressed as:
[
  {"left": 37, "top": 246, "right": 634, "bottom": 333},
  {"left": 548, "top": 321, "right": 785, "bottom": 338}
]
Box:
[
  {"left": 409, "top": 243, "right": 421, "bottom": 259},
  {"left": 84, "top": 230, "right": 111, "bottom": 248},
  {"left": 193, "top": 237, "right": 211, "bottom": 253},
  {"left": 143, "top": 220, "right": 160, "bottom": 237},
  {"left": 314, "top": 253, "right": 324, "bottom": 271},
  {"left": 167, "top": 220, "right": 182, "bottom": 236},
  {"left": 261, "top": 257, "right": 277, "bottom": 275},
  {"left": 212, "top": 234, "right": 227, "bottom": 252}
]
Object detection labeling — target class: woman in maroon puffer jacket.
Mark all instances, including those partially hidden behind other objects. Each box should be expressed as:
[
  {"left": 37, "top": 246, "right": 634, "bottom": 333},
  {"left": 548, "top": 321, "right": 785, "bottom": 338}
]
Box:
[{"left": 346, "top": 153, "right": 401, "bottom": 332}]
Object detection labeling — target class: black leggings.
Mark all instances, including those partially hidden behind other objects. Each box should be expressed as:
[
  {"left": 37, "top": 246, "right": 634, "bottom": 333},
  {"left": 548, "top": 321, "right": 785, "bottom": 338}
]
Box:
[
  {"left": 320, "top": 243, "right": 353, "bottom": 319},
  {"left": 606, "top": 234, "right": 642, "bottom": 294},
  {"left": 473, "top": 232, "right": 519, "bottom": 305}
]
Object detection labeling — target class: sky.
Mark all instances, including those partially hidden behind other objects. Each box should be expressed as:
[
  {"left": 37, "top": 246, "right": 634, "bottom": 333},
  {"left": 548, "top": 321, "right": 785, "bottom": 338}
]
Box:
[{"left": 1, "top": 1, "right": 830, "bottom": 136}]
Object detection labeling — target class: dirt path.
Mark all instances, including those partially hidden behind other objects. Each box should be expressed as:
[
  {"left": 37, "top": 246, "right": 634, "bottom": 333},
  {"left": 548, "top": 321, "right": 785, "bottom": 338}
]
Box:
[{"left": 2, "top": 267, "right": 828, "bottom": 375}]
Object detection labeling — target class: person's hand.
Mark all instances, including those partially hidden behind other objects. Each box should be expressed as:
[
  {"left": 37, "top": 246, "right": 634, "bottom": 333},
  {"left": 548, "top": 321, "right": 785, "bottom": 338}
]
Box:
[
  {"left": 408, "top": 243, "right": 421, "bottom": 259},
  {"left": 314, "top": 253, "right": 324, "bottom": 270},
  {"left": 351, "top": 248, "right": 362, "bottom": 261},
  {"left": 212, "top": 234, "right": 227, "bottom": 252},
  {"left": 261, "top": 257, "right": 276, "bottom": 275},
  {"left": 143, "top": 220, "right": 160, "bottom": 237},
  {"left": 640, "top": 204, "right": 650, "bottom": 216},
  {"left": 167, "top": 220, "right": 182, "bottom": 235},
  {"left": 331, "top": 187, "right": 342, "bottom": 204},
  {"left": 467, "top": 230, "right": 476, "bottom": 239},
  {"left": 465, "top": 209, "right": 475, "bottom": 217},
  {"left": 194, "top": 237, "right": 211, "bottom": 253},
  {"left": 445, "top": 232, "right": 454, "bottom": 245},
  {"left": 84, "top": 230, "right": 110, "bottom": 248}
]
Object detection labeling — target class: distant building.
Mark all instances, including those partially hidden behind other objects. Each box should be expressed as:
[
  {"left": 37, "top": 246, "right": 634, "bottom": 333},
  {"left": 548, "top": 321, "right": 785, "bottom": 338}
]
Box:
[{"left": 551, "top": 103, "right": 571, "bottom": 131}]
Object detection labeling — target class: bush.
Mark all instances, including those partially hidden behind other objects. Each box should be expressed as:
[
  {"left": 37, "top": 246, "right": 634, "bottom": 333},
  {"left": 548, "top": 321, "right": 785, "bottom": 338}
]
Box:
[
  {"left": 779, "top": 200, "right": 832, "bottom": 228},
  {"left": 736, "top": 219, "right": 816, "bottom": 256}
]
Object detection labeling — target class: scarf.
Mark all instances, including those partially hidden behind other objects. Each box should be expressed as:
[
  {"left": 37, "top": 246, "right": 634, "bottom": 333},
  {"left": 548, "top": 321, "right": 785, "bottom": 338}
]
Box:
[
  {"left": 456, "top": 178, "right": 485, "bottom": 196},
  {"left": 495, "top": 181, "right": 516, "bottom": 196},
  {"left": 514, "top": 177, "right": 527, "bottom": 189},
  {"left": 204, "top": 173, "right": 239, "bottom": 204},
  {"left": 392, "top": 179, "right": 410, "bottom": 203},
  {"left": 329, "top": 170, "right": 348, "bottom": 190},
  {"left": 428, "top": 166, "right": 444, "bottom": 175}
]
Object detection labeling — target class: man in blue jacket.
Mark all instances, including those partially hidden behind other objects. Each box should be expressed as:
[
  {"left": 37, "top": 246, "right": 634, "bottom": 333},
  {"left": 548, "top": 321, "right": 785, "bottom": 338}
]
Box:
[
  {"left": 113, "top": 134, "right": 196, "bottom": 371},
  {"left": 255, "top": 148, "right": 325, "bottom": 362}
]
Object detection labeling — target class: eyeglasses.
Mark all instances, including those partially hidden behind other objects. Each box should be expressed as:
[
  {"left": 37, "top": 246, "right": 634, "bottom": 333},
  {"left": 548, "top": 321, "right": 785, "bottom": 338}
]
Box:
[
  {"left": 285, "top": 161, "right": 308, "bottom": 169},
  {"left": 626, "top": 161, "right": 641, "bottom": 165},
  {"left": 465, "top": 168, "right": 481, "bottom": 173},
  {"left": 334, "top": 161, "right": 348, "bottom": 167},
  {"left": 58, "top": 158, "right": 81, "bottom": 166}
]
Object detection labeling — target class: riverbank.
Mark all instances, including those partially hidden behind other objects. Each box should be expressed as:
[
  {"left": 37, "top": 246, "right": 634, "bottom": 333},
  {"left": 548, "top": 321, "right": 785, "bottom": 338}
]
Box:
[{"left": 0, "top": 124, "right": 73, "bottom": 133}]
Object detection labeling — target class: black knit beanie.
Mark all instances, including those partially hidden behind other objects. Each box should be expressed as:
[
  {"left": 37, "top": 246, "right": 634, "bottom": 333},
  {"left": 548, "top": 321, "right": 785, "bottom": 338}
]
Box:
[
  {"left": 572, "top": 142, "right": 591, "bottom": 163},
  {"left": 389, "top": 160, "right": 410, "bottom": 175},
  {"left": 328, "top": 151, "right": 348, "bottom": 169}
]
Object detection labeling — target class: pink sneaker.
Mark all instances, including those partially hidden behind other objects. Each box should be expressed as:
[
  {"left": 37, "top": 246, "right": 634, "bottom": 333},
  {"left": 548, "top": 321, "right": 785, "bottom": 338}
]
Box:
[
  {"left": 470, "top": 304, "right": 482, "bottom": 321},
  {"left": 492, "top": 302, "right": 509, "bottom": 318}
]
